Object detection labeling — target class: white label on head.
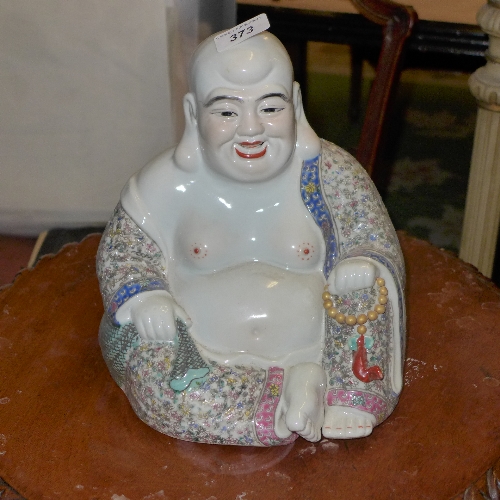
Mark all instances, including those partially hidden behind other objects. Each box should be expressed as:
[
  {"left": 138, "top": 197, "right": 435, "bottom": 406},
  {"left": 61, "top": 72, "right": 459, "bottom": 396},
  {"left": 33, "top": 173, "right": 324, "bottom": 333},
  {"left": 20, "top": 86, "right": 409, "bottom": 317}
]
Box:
[{"left": 214, "top": 14, "right": 270, "bottom": 52}]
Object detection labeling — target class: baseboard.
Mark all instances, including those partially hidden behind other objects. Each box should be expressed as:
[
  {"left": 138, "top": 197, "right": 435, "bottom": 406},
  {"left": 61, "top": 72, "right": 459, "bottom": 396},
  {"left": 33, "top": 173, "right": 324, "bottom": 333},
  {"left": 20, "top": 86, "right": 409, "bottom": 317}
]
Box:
[{"left": 0, "top": 209, "right": 110, "bottom": 237}]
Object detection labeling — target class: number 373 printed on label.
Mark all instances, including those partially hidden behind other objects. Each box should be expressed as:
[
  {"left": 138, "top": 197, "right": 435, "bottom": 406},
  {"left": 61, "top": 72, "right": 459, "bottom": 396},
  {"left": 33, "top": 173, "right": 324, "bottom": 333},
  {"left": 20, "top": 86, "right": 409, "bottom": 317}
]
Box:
[{"left": 214, "top": 14, "right": 270, "bottom": 52}]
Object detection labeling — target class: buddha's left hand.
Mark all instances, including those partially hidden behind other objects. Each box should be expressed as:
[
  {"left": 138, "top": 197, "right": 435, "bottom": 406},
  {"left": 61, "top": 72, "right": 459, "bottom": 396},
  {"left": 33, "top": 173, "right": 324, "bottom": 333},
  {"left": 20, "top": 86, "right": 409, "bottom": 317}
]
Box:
[{"left": 328, "top": 258, "right": 377, "bottom": 296}]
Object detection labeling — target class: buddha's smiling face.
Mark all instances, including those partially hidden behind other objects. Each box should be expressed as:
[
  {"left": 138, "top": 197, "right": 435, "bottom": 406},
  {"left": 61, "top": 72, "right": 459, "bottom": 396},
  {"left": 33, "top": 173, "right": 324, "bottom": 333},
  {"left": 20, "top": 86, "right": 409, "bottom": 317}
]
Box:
[
  {"left": 197, "top": 83, "right": 296, "bottom": 182},
  {"left": 189, "top": 32, "right": 297, "bottom": 182}
]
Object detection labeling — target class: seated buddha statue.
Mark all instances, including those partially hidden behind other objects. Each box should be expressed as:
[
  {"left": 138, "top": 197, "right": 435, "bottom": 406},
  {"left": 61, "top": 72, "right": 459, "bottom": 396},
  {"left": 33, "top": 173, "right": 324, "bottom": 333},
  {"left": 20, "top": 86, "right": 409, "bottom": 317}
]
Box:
[{"left": 96, "top": 29, "right": 405, "bottom": 446}]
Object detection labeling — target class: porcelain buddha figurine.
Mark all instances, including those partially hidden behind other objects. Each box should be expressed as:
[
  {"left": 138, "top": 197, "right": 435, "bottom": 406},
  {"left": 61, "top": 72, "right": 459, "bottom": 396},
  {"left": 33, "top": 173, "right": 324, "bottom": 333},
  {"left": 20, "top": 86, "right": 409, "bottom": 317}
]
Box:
[{"left": 96, "top": 30, "right": 406, "bottom": 446}]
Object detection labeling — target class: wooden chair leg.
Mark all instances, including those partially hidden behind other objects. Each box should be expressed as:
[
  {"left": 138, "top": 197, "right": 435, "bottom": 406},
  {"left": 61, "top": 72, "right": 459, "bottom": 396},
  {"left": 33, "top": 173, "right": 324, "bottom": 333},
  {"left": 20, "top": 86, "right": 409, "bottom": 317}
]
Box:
[{"left": 351, "top": 0, "right": 417, "bottom": 181}]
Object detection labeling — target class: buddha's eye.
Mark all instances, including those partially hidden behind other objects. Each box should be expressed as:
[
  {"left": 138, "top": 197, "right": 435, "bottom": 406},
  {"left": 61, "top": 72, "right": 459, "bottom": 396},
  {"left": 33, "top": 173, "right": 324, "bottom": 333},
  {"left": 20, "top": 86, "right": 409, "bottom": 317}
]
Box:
[
  {"left": 212, "top": 110, "right": 237, "bottom": 118},
  {"left": 261, "top": 107, "right": 284, "bottom": 114}
]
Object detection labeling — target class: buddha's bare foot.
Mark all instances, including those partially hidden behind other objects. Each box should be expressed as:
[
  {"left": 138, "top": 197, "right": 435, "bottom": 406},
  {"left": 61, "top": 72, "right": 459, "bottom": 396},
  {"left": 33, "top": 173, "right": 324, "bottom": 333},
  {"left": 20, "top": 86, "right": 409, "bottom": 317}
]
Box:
[
  {"left": 275, "top": 363, "right": 326, "bottom": 442},
  {"left": 322, "top": 406, "right": 376, "bottom": 439}
]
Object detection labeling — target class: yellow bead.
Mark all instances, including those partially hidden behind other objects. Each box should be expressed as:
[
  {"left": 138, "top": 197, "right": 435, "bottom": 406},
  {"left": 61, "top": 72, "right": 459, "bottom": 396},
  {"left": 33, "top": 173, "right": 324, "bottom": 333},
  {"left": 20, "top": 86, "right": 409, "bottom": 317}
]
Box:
[
  {"left": 375, "top": 304, "right": 385, "bottom": 314},
  {"left": 346, "top": 315, "right": 357, "bottom": 326},
  {"left": 323, "top": 299, "right": 333, "bottom": 309},
  {"left": 327, "top": 307, "right": 339, "bottom": 318},
  {"left": 357, "top": 325, "right": 367, "bottom": 335},
  {"left": 367, "top": 310, "right": 378, "bottom": 321},
  {"left": 335, "top": 313, "right": 346, "bottom": 324},
  {"left": 378, "top": 295, "right": 388, "bottom": 305},
  {"left": 379, "top": 286, "right": 388, "bottom": 296},
  {"left": 322, "top": 291, "right": 332, "bottom": 301},
  {"left": 357, "top": 314, "right": 368, "bottom": 325},
  {"left": 376, "top": 277, "right": 385, "bottom": 287}
]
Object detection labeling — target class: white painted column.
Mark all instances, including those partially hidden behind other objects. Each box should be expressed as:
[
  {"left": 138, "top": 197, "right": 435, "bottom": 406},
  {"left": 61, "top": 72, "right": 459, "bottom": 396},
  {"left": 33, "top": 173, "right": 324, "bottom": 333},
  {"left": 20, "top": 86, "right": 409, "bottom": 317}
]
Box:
[{"left": 459, "top": 0, "right": 500, "bottom": 277}]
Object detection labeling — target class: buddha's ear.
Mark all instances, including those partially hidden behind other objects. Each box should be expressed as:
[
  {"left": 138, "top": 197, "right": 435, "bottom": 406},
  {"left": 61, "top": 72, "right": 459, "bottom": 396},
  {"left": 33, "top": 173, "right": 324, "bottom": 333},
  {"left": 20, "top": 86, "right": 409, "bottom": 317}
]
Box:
[
  {"left": 173, "top": 93, "right": 202, "bottom": 172},
  {"left": 293, "top": 81, "right": 321, "bottom": 161}
]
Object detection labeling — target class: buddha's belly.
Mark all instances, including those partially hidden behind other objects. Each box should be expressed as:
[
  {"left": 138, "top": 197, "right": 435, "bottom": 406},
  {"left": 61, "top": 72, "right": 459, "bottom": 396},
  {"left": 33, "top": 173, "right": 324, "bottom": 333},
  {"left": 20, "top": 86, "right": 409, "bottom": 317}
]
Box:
[{"left": 171, "top": 263, "right": 325, "bottom": 366}]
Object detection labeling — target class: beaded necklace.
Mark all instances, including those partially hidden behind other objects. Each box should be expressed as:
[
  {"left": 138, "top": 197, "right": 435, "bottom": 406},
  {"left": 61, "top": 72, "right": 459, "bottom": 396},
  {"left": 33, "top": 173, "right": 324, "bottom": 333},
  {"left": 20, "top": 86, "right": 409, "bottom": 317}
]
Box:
[{"left": 323, "top": 277, "right": 387, "bottom": 383}]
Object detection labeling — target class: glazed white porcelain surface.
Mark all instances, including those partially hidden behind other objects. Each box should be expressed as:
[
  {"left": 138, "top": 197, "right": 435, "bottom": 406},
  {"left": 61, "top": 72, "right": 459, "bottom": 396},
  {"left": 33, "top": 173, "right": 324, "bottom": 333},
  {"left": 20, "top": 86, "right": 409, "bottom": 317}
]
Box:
[{"left": 97, "top": 29, "right": 406, "bottom": 446}]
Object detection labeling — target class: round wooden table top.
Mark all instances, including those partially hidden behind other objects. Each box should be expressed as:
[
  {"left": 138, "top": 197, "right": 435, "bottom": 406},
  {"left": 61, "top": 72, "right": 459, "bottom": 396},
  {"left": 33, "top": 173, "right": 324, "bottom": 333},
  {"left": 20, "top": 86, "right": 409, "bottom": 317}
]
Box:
[{"left": 0, "top": 233, "right": 499, "bottom": 499}]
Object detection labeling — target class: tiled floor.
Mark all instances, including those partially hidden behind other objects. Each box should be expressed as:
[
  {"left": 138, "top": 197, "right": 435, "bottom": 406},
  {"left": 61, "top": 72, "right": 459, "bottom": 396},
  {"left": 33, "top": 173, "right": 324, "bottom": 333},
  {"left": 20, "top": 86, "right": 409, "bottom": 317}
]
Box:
[{"left": 0, "top": 235, "right": 36, "bottom": 287}]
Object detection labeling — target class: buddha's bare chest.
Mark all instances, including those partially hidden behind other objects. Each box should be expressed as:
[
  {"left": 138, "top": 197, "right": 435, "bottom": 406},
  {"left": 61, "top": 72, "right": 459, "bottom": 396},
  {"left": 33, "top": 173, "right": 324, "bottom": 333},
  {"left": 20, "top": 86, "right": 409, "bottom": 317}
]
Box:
[{"left": 169, "top": 192, "right": 325, "bottom": 273}]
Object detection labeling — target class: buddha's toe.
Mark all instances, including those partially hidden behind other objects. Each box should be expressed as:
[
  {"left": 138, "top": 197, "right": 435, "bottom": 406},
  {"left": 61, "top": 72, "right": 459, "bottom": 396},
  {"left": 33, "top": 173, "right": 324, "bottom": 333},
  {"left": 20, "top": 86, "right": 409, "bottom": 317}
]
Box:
[{"left": 322, "top": 406, "right": 375, "bottom": 439}]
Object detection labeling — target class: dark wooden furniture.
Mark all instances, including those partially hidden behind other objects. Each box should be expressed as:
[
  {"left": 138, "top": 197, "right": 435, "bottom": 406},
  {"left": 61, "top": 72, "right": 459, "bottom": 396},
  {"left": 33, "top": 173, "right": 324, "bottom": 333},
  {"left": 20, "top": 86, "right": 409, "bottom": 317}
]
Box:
[
  {"left": 349, "top": 0, "right": 417, "bottom": 178},
  {"left": 239, "top": 0, "right": 418, "bottom": 181},
  {"left": 237, "top": 2, "right": 487, "bottom": 185},
  {"left": 0, "top": 234, "right": 499, "bottom": 499}
]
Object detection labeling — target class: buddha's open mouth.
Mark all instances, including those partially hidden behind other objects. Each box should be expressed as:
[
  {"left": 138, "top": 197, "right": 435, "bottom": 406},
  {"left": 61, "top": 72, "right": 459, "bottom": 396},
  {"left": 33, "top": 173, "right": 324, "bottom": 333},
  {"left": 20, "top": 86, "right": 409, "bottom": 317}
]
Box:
[{"left": 235, "top": 141, "right": 267, "bottom": 159}]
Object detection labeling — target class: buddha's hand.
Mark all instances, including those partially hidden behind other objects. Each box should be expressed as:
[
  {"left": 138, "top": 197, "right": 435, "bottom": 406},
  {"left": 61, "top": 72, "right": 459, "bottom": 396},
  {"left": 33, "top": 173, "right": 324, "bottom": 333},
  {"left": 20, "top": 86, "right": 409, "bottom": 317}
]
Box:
[
  {"left": 115, "top": 290, "right": 191, "bottom": 341},
  {"left": 328, "top": 258, "right": 378, "bottom": 296}
]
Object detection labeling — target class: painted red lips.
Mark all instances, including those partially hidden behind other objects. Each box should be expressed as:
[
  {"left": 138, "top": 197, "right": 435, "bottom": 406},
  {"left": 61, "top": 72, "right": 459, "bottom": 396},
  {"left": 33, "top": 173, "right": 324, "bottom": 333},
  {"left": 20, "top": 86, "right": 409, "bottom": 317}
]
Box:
[{"left": 235, "top": 141, "right": 267, "bottom": 159}]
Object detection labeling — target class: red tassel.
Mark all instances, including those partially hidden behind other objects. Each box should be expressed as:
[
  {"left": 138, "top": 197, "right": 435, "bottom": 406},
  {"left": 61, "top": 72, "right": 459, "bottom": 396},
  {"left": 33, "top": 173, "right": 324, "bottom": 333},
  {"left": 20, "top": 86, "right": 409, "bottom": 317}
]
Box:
[{"left": 352, "top": 335, "right": 383, "bottom": 383}]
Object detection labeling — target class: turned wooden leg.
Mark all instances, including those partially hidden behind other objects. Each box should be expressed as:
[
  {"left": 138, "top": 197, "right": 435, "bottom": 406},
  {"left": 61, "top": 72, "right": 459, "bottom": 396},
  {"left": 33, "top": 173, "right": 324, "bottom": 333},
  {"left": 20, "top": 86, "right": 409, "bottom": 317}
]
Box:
[{"left": 459, "top": 1, "right": 500, "bottom": 277}]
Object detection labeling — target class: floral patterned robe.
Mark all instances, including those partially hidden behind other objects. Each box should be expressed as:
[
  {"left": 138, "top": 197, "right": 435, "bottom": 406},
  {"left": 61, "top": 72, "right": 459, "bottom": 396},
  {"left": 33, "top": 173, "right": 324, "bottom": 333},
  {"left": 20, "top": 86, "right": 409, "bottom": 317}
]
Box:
[{"left": 96, "top": 140, "right": 406, "bottom": 446}]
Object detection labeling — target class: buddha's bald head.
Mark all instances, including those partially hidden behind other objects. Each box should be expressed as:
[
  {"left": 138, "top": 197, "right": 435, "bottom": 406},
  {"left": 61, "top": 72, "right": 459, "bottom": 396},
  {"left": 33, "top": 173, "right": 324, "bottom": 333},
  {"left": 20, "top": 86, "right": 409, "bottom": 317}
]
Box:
[
  {"left": 173, "top": 30, "right": 320, "bottom": 175},
  {"left": 189, "top": 31, "right": 293, "bottom": 101}
]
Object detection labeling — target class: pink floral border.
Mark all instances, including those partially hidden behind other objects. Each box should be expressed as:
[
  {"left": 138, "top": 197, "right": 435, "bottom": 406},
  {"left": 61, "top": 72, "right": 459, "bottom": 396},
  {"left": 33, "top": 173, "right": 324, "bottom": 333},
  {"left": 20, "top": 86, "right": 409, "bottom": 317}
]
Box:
[
  {"left": 327, "top": 389, "right": 388, "bottom": 424},
  {"left": 254, "top": 367, "right": 298, "bottom": 446}
]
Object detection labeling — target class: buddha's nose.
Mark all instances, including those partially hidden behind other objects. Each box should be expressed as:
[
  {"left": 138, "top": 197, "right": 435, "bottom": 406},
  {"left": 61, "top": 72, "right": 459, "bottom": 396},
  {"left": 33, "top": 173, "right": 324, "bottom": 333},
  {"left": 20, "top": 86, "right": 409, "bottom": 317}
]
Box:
[{"left": 237, "top": 110, "right": 265, "bottom": 137}]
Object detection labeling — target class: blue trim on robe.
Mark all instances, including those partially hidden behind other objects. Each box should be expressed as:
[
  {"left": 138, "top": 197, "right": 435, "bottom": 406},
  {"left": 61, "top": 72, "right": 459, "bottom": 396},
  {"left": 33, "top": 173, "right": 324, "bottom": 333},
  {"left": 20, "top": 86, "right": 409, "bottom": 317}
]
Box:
[
  {"left": 300, "top": 153, "right": 406, "bottom": 359},
  {"left": 300, "top": 154, "right": 337, "bottom": 279},
  {"left": 108, "top": 278, "right": 168, "bottom": 323}
]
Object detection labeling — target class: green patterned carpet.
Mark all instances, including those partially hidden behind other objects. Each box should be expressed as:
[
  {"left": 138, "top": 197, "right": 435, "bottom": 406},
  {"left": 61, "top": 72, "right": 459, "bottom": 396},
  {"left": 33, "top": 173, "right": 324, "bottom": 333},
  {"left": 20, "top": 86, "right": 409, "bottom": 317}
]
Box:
[{"left": 306, "top": 72, "right": 476, "bottom": 255}]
